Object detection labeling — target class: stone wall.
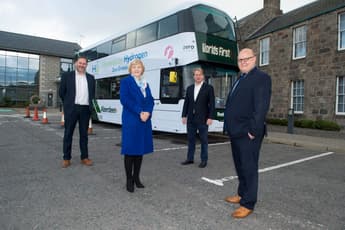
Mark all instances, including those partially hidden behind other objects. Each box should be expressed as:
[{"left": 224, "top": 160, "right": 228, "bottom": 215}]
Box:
[
  {"left": 39, "top": 55, "right": 60, "bottom": 107},
  {"left": 243, "top": 9, "right": 345, "bottom": 126}
]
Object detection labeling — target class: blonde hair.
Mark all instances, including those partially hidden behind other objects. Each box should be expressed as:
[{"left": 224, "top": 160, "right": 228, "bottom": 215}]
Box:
[
  {"left": 193, "top": 67, "right": 204, "bottom": 75},
  {"left": 128, "top": 59, "right": 145, "bottom": 75}
]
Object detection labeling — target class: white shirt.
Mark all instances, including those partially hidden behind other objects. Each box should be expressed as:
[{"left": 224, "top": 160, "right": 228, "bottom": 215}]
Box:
[
  {"left": 194, "top": 81, "right": 204, "bottom": 101},
  {"left": 74, "top": 71, "right": 89, "bottom": 105}
]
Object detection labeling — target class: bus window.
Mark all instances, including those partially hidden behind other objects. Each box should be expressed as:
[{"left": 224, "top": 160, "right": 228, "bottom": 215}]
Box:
[
  {"left": 205, "top": 68, "right": 237, "bottom": 109},
  {"left": 191, "top": 5, "right": 235, "bottom": 40},
  {"left": 160, "top": 67, "right": 182, "bottom": 104},
  {"left": 96, "top": 77, "right": 122, "bottom": 99},
  {"left": 111, "top": 36, "right": 126, "bottom": 54},
  {"left": 158, "top": 14, "right": 178, "bottom": 39},
  {"left": 97, "top": 41, "right": 111, "bottom": 59},
  {"left": 136, "top": 23, "right": 157, "bottom": 46},
  {"left": 126, "top": 31, "right": 136, "bottom": 49}
]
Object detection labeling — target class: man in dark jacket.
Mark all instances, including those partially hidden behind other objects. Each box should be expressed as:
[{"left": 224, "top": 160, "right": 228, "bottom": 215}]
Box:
[
  {"left": 181, "top": 68, "right": 215, "bottom": 168},
  {"left": 59, "top": 55, "right": 95, "bottom": 168},
  {"left": 224, "top": 48, "right": 271, "bottom": 218}
]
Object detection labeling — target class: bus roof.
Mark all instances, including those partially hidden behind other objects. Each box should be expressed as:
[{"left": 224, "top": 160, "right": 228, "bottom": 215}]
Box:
[{"left": 80, "top": 0, "right": 233, "bottom": 52}]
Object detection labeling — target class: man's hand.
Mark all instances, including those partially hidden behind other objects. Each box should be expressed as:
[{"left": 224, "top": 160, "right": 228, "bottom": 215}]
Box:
[
  {"left": 206, "top": 119, "right": 213, "bottom": 126},
  {"left": 248, "top": 132, "right": 255, "bottom": 140},
  {"left": 182, "top": 117, "right": 187, "bottom": 125}
]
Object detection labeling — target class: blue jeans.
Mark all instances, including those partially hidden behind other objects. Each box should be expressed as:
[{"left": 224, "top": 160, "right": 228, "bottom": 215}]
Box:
[{"left": 187, "top": 122, "right": 208, "bottom": 162}]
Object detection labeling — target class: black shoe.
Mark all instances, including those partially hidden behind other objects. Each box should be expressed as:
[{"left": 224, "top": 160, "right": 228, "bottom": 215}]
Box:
[
  {"left": 198, "top": 161, "right": 207, "bottom": 168},
  {"left": 134, "top": 179, "right": 145, "bottom": 188},
  {"left": 181, "top": 160, "right": 194, "bottom": 165},
  {"left": 126, "top": 179, "right": 134, "bottom": 193}
]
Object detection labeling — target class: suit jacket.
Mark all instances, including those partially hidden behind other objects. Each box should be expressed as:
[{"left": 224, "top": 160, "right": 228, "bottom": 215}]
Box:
[
  {"left": 59, "top": 71, "right": 96, "bottom": 118},
  {"left": 182, "top": 82, "right": 215, "bottom": 124},
  {"left": 120, "top": 75, "right": 154, "bottom": 155},
  {"left": 224, "top": 67, "right": 271, "bottom": 138}
]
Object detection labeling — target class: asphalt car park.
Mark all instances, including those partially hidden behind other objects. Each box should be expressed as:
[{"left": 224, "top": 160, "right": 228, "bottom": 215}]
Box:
[{"left": 0, "top": 111, "right": 344, "bottom": 230}]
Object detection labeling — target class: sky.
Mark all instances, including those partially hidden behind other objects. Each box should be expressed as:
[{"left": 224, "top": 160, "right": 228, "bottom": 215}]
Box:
[{"left": 0, "top": 0, "right": 316, "bottom": 48}]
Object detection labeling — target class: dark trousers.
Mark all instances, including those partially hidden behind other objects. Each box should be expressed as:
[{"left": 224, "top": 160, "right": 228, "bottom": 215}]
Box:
[
  {"left": 187, "top": 122, "right": 208, "bottom": 162},
  {"left": 63, "top": 105, "right": 90, "bottom": 160},
  {"left": 230, "top": 134, "right": 264, "bottom": 210}
]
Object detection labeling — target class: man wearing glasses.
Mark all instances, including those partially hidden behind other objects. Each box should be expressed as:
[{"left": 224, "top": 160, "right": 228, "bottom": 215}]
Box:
[{"left": 224, "top": 48, "right": 272, "bottom": 218}]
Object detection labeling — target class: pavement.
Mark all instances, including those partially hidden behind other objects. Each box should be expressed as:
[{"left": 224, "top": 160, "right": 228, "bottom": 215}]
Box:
[{"left": 11, "top": 107, "right": 345, "bottom": 153}]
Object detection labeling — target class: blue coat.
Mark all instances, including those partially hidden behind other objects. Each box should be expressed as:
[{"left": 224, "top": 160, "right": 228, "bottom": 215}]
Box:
[{"left": 120, "top": 75, "right": 154, "bottom": 155}]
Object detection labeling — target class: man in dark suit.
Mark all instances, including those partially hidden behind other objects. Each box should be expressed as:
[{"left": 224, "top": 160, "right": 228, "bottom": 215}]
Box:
[
  {"left": 224, "top": 48, "right": 271, "bottom": 218},
  {"left": 59, "top": 55, "right": 96, "bottom": 168},
  {"left": 181, "top": 68, "right": 215, "bottom": 168}
]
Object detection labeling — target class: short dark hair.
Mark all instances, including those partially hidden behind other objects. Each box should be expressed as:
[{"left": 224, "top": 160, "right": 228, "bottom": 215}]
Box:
[{"left": 74, "top": 53, "right": 88, "bottom": 63}]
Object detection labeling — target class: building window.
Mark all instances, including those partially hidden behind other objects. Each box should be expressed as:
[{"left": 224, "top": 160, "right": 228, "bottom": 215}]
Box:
[
  {"left": 336, "top": 76, "right": 345, "bottom": 114},
  {"left": 60, "top": 58, "right": 73, "bottom": 74},
  {"left": 0, "top": 50, "right": 39, "bottom": 104},
  {"left": 291, "top": 80, "right": 304, "bottom": 113},
  {"left": 338, "top": 13, "right": 345, "bottom": 50},
  {"left": 259, "top": 37, "right": 270, "bottom": 66},
  {"left": 293, "top": 25, "right": 307, "bottom": 59}
]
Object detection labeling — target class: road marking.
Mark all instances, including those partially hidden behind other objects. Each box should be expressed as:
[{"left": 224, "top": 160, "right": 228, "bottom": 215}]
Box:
[
  {"left": 155, "top": 141, "right": 230, "bottom": 152},
  {"left": 202, "top": 151, "right": 334, "bottom": 186}
]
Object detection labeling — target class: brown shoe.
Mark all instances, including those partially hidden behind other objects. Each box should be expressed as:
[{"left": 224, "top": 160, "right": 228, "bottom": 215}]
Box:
[
  {"left": 224, "top": 195, "right": 241, "bottom": 204},
  {"left": 62, "top": 160, "right": 71, "bottom": 168},
  {"left": 81, "top": 158, "right": 93, "bottom": 166},
  {"left": 231, "top": 206, "right": 253, "bottom": 218}
]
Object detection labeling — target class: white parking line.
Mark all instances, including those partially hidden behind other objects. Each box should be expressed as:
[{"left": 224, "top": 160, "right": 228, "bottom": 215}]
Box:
[
  {"left": 202, "top": 151, "right": 334, "bottom": 186},
  {"left": 155, "top": 141, "right": 230, "bottom": 152}
]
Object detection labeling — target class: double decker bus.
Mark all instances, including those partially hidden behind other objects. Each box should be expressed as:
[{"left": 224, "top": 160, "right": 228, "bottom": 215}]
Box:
[{"left": 79, "top": 2, "right": 239, "bottom": 133}]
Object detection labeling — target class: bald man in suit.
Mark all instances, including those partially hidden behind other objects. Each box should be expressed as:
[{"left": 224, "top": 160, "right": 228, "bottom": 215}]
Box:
[{"left": 224, "top": 48, "right": 271, "bottom": 218}]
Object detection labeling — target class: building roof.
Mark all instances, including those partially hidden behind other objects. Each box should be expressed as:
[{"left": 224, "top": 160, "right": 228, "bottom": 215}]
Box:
[
  {"left": 247, "top": 0, "right": 345, "bottom": 40},
  {"left": 0, "top": 30, "right": 81, "bottom": 58}
]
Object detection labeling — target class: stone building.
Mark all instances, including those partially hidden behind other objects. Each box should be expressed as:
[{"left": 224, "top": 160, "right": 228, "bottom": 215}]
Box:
[
  {"left": 0, "top": 31, "right": 80, "bottom": 107},
  {"left": 238, "top": 0, "right": 345, "bottom": 126}
]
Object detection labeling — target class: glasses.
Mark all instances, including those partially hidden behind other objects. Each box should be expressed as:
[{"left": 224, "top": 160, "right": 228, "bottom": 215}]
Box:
[{"left": 238, "top": 56, "right": 255, "bottom": 63}]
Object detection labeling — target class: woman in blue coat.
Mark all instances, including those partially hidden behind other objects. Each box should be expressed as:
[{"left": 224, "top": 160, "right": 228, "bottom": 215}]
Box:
[{"left": 120, "top": 59, "right": 154, "bottom": 193}]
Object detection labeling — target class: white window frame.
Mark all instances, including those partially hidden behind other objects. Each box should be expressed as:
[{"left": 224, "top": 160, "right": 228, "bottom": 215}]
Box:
[
  {"left": 259, "top": 37, "right": 270, "bottom": 66},
  {"left": 290, "top": 80, "right": 304, "bottom": 114},
  {"left": 338, "top": 13, "right": 345, "bottom": 50},
  {"left": 292, "top": 25, "right": 307, "bottom": 59},
  {"left": 336, "top": 76, "right": 345, "bottom": 115}
]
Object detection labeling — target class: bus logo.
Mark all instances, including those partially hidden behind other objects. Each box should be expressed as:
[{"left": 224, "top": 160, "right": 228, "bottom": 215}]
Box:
[{"left": 164, "top": 45, "right": 174, "bottom": 59}]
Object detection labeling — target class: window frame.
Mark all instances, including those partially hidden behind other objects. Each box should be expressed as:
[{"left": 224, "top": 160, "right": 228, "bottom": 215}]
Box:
[
  {"left": 292, "top": 25, "right": 307, "bottom": 60},
  {"left": 290, "top": 80, "right": 304, "bottom": 114},
  {"left": 336, "top": 76, "right": 345, "bottom": 115},
  {"left": 259, "top": 37, "right": 270, "bottom": 66},
  {"left": 338, "top": 13, "right": 345, "bottom": 51}
]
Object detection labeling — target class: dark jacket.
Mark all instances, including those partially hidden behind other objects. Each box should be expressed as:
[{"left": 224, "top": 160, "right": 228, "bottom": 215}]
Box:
[
  {"left": 59, "top": 71, "right": 96, "bottom": 118},
  {"left": 182, "top": 82, "right": 215, "bottom": 124},
  {"left": 224, "top": 67, "right": 271, "bottom": 138}
]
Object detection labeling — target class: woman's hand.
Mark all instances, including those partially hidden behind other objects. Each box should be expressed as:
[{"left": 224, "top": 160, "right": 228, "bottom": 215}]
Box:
[{"left": 140, "top": 112, "right": 150, "bottom": 122}]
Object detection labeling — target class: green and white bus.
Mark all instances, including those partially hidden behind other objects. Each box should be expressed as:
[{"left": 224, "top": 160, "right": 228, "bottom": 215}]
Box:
[{"left": 79, "top": 1, "right": 239, "bottom": 133}]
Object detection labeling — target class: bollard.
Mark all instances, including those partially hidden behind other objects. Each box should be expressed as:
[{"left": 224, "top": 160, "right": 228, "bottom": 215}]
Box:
[
  {"left": 287, "top": 108, "right": 294, "bottom": 134},
  {"left": 88, "top": 118, "right": 94, "bottom": 135},
  {"left": 24, "top": 106, "right": 31, "bottom": 118},
  {"left": 60, "top": 112, "right": 65, "bottom": 128},
  {"left": 32, "top": 107, "right": 39, "bottom": 121},
  {"left": 42, "top": 109, "right": 49, "bottom": 124}
]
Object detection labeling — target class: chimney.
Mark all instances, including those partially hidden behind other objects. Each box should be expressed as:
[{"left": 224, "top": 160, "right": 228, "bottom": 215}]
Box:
[{"left": 264, "top": 0, "right": 280, "bottom": 10}]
